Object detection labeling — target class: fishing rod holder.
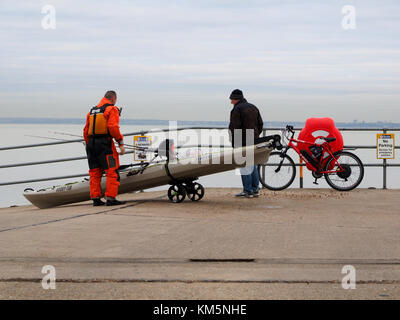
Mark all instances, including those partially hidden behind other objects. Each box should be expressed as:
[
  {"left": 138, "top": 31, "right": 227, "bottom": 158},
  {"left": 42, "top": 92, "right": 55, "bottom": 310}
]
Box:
[{"left": 156, "top": 139, "right": 175, "bottom": 161}]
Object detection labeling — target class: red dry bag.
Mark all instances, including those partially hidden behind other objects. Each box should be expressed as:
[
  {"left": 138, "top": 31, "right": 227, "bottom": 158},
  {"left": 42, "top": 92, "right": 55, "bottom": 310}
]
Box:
[{"left": 297, "top": 118, "right": 343, "bottom": 170}]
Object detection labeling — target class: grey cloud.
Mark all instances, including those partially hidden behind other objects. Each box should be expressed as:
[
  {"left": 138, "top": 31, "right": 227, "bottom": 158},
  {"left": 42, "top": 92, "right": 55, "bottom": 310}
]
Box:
[{"left": 0, "top": 0, "right": 399, "bottom": 121}]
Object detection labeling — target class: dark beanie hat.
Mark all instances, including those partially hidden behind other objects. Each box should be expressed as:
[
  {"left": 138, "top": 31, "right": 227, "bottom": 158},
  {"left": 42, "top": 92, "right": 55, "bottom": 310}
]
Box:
[{"left": 229, "top": 89, "right": 244, "bottom": 100}]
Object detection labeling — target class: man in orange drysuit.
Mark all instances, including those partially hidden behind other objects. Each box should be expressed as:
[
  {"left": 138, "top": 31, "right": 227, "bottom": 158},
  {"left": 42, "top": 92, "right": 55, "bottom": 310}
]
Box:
[{"left": 83, "top": 90, "right": 126, "bottom": 206}]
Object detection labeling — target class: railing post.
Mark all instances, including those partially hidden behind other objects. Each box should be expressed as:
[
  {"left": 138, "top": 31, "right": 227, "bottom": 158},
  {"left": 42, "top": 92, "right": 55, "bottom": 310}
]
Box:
[
  {"left": 383, "top": 128, "right": 387, "bottom": 189},
  {"left": 299, "top": 157, "right": 304, "bottom": 188},
  {"left": 260, "top": 129, "right": 266, "bottom": 189}
]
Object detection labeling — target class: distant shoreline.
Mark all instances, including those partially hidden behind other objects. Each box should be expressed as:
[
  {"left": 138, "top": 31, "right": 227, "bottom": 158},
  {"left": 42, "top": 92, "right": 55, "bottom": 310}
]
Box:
[{"left": 1, "top": 117, "right": 400, "bottom": 129}]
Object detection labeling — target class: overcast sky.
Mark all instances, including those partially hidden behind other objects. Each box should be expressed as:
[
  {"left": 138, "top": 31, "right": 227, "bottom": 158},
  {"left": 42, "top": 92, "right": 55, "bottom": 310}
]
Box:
[{"left": 1, "top": 0, "right": 399, "bottom": 122}]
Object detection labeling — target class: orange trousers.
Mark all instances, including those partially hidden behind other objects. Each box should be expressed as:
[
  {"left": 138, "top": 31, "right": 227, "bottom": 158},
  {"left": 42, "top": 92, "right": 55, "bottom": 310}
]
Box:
[{"left": 88, "top": 140, "right": 120, "bottom": 199}]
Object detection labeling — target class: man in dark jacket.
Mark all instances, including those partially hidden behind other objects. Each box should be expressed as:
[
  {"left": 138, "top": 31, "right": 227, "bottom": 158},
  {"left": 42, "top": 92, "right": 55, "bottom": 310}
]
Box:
[{"left": 228, "top": 89, "right": 263, "bottom": 198}]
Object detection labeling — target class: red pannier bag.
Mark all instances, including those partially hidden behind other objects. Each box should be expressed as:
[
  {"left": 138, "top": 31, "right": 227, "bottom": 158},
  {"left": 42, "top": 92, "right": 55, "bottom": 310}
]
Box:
[{"left": 297, "top": 118, "right": 343, "bottom": 170}]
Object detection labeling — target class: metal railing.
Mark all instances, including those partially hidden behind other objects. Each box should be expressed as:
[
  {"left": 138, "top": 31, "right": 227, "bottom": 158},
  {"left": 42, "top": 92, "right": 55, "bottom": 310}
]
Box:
[{"left": 1, "top": 127, "right": 399, "bottom": 188}]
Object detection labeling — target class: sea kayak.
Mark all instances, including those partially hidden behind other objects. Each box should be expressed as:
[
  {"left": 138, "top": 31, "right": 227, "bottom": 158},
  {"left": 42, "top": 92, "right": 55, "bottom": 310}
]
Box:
[{"left": 24, "top": 136, "right": 277, "bottom": 208}]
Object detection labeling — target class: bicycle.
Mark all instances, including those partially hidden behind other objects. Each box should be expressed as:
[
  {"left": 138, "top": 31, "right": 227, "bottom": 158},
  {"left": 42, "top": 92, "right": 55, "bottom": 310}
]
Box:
[{"left": 258, "top": 125, "right": 364, "bottom": 191}]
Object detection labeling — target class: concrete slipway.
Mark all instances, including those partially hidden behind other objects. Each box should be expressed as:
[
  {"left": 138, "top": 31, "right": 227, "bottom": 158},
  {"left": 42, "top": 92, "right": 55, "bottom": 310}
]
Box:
[{"left": 0, "top": 188, "right": 399, "bottom": 299}]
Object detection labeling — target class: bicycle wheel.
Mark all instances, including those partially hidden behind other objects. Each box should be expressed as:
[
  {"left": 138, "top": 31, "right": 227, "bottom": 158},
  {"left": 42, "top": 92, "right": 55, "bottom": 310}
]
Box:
[
  {"left": 324, "top": 151, "right": 364, "bottom": 191},
  {"left": 258, "top": 151, "right": 296, "bottom": 190}
]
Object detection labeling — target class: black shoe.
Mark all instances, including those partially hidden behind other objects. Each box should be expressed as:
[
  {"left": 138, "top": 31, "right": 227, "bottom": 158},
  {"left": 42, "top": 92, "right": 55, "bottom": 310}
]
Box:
[
  {"left": 106, "top": 199, "right": 126, "bottom": 206},
  {"left": 235, "top": 191, "right": 254, "bottom": 198},
  {"left": 92, "top": 198, "right": 105, "bottom": 206}
]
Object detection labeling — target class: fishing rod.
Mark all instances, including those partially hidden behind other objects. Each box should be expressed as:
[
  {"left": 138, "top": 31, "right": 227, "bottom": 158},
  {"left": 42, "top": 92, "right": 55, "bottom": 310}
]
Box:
[
  {"left": 25, "top": 134, "right": 136, "bottom": 151},
  {"left": 25, "top": 134, "right": 81, "bottom": 143},
  {"left": 118, "top": 158, "right": 166, "bottom": 171},
  {"left": 50, "top": 131, "right": 152, "bottom": 151},
  {"left": 49, "top": 131, "right": 82, "bottom": 138},
  {"left": 50, "top": 131, "right": 231, "bottom": 151}
]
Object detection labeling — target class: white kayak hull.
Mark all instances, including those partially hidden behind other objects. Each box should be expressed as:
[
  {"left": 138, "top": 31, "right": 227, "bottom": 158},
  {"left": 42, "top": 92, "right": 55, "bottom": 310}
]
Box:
[{"left": 24, "top": 141, "right": 273, "bottom": 209}]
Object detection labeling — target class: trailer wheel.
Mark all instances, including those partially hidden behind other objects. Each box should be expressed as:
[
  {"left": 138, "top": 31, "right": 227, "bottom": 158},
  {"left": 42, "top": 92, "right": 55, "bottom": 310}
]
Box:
[
  {"left": 186, "top": 182, "right": 205, "bottom": 201},
  {"left": 168, "top": 184, "right": 186, "bottom": 203}
]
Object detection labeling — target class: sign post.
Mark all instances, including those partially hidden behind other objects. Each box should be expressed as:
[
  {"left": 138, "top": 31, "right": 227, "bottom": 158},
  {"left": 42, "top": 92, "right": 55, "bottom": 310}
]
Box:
[{"left": 377, "top": 132, "right": 395, "bottom": 189}]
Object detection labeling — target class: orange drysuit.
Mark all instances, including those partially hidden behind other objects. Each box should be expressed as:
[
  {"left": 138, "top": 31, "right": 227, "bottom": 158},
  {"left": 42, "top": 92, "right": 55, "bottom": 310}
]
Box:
[{"left": 83, "top": 97, "right": 124, "bottom": 199}]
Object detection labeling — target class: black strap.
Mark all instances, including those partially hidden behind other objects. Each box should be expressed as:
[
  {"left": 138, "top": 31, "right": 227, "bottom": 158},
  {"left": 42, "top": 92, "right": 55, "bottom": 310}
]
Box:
[
  {"left": 89, "top": 103, "right": 113, "bottom": 115},
  {"left": 164, "top": 162, "right": 176, "bottom": 181},
  {"left": 92, "top": 109, "right": 97, "bottom": 135},
  {"left": 99, "top": 103, "right": 113, "bottom": 112}
]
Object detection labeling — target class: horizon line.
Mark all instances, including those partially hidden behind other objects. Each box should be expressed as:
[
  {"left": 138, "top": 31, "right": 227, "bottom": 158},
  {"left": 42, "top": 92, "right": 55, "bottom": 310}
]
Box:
[{"left": 1, "top": 117, "right": 400, "bottom": 126}]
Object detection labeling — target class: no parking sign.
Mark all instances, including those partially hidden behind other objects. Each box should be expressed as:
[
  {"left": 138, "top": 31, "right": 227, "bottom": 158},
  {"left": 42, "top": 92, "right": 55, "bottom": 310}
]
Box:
[
  {"left": 133, "top": 135, "right": 152, "bottom": 162},
  {"left": 376, "top": 133, "right": 395, "bottom": 159}
]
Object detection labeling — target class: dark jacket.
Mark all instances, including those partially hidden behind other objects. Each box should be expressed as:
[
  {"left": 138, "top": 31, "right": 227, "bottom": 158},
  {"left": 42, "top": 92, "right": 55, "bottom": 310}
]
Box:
[{"left": 228, "top": 98, "right": 263, "bottom": 147}]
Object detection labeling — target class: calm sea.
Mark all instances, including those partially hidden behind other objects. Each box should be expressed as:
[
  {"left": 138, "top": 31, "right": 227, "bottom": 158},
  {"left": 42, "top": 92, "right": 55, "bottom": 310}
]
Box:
[{"left": 0, "top": 124, "right": 398, "bottom": 208}]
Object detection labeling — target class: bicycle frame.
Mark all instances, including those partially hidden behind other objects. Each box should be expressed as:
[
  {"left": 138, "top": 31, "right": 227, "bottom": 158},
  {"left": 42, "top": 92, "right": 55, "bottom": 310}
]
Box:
[{"left": 279, "top": 128, "right": 345, "bottom": 175}]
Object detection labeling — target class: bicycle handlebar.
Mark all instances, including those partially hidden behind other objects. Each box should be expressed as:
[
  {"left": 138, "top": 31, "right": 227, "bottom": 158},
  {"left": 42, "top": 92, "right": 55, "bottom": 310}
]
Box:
[{"left": 285, "top": 125, "right": 295, "bottom": 133}]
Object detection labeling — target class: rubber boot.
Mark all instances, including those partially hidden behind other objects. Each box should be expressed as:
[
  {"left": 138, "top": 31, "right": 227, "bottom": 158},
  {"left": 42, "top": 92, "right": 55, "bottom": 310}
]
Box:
[
  {"left": 92, "top": 198, "right": 105, "bottom": 206},
  {"left": 106, "top": 198, "right": 126, "bottom": 206}
]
